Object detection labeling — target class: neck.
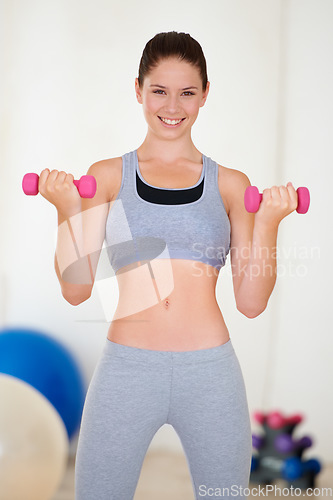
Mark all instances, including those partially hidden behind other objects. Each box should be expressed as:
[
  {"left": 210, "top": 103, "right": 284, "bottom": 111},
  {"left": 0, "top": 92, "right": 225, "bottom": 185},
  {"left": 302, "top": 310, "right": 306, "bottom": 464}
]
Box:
[{"left": 137, "top": 134, "right": 201, "bottom": 165}]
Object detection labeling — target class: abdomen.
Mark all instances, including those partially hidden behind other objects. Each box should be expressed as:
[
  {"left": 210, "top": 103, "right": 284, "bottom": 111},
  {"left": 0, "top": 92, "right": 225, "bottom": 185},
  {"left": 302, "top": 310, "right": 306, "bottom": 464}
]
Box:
[{"left": 107, "top": 259, "right": 230, "bottom": 350}]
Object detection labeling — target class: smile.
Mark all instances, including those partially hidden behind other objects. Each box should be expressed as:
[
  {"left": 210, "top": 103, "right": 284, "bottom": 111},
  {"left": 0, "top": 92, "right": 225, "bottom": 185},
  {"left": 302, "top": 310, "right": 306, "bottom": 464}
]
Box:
[{"left": 158, "top": 116, "right": 186, "bottom": 126}]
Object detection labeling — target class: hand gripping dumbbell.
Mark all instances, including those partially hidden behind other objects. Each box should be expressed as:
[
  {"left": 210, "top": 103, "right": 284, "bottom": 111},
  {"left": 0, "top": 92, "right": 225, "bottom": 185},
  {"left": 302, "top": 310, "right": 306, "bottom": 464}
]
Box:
[
  {"left": 22, "top": 173, "right": 97, "bottom": 199},
  {"left": 244, "top": 186, "right": 310, "bottom": 214}
]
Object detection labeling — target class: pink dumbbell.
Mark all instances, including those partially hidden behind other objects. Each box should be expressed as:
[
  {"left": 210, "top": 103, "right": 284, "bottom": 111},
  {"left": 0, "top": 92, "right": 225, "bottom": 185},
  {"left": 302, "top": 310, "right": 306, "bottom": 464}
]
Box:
[
  {"left": 266, "top": 411, "right": 286, "bottom": 429},
  {"left": 244, "top": 186, "right": 310, "bottom": 214},
  {"left": 22, "top": 173, "right": 97, "bottom": 199},
  {"left": 266, "top": 411, "right": 303, "bottom": 429},
  {"left": 253, "top": 411, "right": 266, "bottom": 425}
]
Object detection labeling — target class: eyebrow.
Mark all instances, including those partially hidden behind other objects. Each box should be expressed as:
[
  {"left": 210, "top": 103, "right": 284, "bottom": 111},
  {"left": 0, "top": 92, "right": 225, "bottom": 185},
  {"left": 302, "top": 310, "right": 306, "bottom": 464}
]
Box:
[{"left": 149, "top": 85, "right": 198, "bottom": 90}]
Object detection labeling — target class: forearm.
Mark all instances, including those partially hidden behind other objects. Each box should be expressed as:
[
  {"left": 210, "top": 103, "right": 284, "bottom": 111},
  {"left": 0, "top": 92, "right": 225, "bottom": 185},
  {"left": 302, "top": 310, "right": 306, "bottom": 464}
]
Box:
[
  {"left": 55, "top": 209, "right": 93, "bottom": 304},
  {"left": 234, "top": 220, "right": 279, "bottom": 317}
]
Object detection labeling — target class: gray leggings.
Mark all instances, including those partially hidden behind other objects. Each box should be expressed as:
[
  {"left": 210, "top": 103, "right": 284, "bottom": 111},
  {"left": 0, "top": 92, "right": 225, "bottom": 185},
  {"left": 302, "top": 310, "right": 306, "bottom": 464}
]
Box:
[{"left": 75, "top": 338, "right": 252, "bottom": 499}]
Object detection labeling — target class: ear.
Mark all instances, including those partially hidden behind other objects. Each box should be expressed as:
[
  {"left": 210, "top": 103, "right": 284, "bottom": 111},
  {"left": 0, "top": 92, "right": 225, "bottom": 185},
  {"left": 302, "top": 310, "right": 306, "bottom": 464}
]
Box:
[
  {"left": 135, "top": 78, "right": 143, "bottom": 104},
  {"left": 200, "top": 81, "right": 210, "bottom": 107}
]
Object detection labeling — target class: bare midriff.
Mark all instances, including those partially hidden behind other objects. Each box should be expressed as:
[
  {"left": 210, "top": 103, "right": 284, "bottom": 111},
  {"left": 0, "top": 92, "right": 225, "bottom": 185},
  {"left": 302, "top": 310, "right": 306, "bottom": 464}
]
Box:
[{"left": 107, "top": 258, "right": 230, "bottom": 351}]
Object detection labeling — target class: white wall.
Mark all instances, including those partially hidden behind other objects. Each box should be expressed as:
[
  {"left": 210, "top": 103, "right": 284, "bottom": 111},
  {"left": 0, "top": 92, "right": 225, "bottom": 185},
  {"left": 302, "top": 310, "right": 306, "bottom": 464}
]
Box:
[
  {"left": 263, "top": 0, "right": 333, "bottom": 461},
  {"left": 1, "top": 0, "right": 332, "bottom": 462}
]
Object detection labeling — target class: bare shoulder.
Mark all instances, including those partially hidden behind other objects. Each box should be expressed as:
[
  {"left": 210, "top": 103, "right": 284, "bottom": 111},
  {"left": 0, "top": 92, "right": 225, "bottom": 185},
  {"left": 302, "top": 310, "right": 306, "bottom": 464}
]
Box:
[
  {"left": 86, "top": 156, "right": 123, "bottom": 202},
  {"left": 217, "top": 163, "right": 251, "bottom": 214}
]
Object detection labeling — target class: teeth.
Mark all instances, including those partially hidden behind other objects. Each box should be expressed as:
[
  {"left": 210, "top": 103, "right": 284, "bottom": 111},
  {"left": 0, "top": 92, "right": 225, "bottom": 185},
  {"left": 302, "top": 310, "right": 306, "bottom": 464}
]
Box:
[{"left": 160, "top": 117, "right": 183, "bottom": 125}]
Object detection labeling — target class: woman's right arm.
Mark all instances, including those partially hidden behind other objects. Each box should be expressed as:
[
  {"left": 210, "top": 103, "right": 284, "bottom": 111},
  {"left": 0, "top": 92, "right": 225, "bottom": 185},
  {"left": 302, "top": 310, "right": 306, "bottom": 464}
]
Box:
[{"left": 39, "top": 161, "right": 114, "bottom": 305}]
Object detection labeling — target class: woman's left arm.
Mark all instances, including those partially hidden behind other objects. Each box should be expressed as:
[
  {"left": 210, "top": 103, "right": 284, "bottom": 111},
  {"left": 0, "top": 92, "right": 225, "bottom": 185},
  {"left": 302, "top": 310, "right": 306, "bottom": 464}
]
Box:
[{"left": 227, "top": 170, "right": 298, "bottom": 318}]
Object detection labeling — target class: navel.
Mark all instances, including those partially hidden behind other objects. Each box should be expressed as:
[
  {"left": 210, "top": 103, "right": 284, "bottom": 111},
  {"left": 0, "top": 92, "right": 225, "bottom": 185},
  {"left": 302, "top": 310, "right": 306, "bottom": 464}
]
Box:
[{"left": 164, "top": 298, "right": 170, "bottom": 309}]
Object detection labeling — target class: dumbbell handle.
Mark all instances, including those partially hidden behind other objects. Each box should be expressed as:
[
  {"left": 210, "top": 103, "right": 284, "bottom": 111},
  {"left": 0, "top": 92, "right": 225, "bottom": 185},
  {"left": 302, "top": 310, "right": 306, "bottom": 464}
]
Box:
[
  {"left": 244, "top": 186, "right": 310, "bottom": 214},
  {"left": 22, "top": 173, "right": 97, "bottom": 199}
]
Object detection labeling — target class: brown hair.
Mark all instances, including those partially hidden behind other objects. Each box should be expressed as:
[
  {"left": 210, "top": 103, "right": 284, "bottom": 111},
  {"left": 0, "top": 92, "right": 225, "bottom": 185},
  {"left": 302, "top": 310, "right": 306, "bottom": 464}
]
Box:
[{"left": 137, "top": 31, "right": 208, "bottom": 91}]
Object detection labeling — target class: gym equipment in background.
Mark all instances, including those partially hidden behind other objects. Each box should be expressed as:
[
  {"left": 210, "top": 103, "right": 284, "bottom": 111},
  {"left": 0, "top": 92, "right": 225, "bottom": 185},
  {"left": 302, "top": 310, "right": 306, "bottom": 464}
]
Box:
[
  {"left": 0, "top": 373, "right": 69, "bottom": 500},
  {"left": 250, "top": 409, "right": 322, "bottom": 489},
  {"left": 0, "top": 327, "right": 86, "bottom": 439}
]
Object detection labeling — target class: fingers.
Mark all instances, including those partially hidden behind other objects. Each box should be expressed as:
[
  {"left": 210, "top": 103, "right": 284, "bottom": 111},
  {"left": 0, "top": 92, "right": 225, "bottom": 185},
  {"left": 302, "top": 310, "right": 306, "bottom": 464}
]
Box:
[
  {"left": 39, "top": 169, "right": 74, "bottom": 194},
  {"left": 286, "top": 182, "right": 298, "bottom": 210},
  {"left": 54, "top": 171, "right": 69, "bottom": 192},
  {"left": 262, "top": 187, "right": 272, "bottom": 203},
  {"left": 38, "top": 168, "right": 50, "bottom": 192},
  {"left": 36, "top": 168, "right": 81, "bottom": 216},
  {"left": 279, "top": 183, "right": 297, "bottom": 211},
  {"left": 258, "top": 183, "right": 299, "bottom": 228},
  {"left": 276, "top": 185, "right": 289, "bottom": 209},
  {"left": 262, "top": 184, "right": 297, "bottom": 209},
  {"left": 49, "top": 170, "right": 66, "bottom": 188},
  {"left": 39, "top": 169, "right": 58, "bottom": 195}
]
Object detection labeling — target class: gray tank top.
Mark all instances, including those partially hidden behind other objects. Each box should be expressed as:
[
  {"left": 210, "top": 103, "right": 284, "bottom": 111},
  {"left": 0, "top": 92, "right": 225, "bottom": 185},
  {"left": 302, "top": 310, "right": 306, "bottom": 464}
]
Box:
[{"left": 105, "top": 149, "right": 230, "bottom": 274}]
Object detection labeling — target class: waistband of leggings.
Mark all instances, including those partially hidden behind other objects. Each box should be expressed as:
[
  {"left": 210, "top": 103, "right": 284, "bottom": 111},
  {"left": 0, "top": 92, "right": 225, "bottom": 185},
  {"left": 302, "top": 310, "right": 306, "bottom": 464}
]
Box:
[{"left": 103, "top": 337, "right": 235, "bottom": 365}]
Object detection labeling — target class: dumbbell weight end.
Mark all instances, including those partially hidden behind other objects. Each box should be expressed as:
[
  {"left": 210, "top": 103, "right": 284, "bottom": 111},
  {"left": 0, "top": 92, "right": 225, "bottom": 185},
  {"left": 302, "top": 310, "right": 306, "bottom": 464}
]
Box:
[
  {"left": 22, "top": 173, "right": 39, "bottom": 196},
  {"left": 73, "top": 176, "right": 97, "bottom": 198}
]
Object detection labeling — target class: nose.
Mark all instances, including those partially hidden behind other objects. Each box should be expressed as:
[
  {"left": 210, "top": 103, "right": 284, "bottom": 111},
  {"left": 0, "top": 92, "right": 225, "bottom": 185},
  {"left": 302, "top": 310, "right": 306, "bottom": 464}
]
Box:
[{"left": 164, "top": 94, "right": 181, "bottom": 114}]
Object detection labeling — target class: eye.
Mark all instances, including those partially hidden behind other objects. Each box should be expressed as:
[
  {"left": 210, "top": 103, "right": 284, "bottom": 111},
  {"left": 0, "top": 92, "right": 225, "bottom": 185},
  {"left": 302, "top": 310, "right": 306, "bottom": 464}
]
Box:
[{"left": 152, "top": 90, "right": 195, "bottom": 96}]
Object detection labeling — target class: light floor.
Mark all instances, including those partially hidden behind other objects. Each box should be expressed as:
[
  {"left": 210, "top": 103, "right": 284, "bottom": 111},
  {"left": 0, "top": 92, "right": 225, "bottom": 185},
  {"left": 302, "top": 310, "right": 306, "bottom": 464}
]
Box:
[{"left": 53, "top": 451, "right": 333, "bottom": 500}]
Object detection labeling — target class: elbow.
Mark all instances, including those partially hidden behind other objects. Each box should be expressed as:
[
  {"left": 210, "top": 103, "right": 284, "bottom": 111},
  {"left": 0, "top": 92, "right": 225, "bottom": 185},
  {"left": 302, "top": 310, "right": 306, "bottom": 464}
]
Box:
[
  {"left": 62, "top": 289, "right": 92, "bottom": 306},
  {"left": 236, "top": 301, "right": 267, "bottom": 319},
  {"left": 60, "top": 282, "right": 93, "bottom": 306},
  {"left": 64, "top": 296, "right": 88, "bottom": 306}
]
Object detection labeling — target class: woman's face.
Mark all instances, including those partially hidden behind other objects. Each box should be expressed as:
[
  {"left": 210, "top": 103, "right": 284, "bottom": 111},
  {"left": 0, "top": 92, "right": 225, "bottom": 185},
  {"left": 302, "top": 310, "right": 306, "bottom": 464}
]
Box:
[{"left": 135, "top": 57, "right": 209, "bottom": 138}]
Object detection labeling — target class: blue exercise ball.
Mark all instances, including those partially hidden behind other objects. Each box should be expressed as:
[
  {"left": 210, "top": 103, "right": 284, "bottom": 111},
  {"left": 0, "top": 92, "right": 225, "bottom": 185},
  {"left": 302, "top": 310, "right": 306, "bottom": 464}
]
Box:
[{"left": 0, "top": 327, "right": 86, "bottom": 440}]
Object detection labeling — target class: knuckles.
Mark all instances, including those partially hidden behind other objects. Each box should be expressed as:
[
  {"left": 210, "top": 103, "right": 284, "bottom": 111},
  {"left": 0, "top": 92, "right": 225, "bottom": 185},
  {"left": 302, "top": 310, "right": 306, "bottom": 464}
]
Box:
[
  {"left": 262, "top": 185, "right": 297, "bottom": 213},
  {"left": 40, "top": 169, "right": 73, "bottom": 196}
]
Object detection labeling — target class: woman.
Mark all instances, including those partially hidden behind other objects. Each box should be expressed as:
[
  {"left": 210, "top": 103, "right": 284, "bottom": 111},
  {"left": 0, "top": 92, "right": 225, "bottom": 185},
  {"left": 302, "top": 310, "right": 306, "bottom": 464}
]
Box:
[{"left": 39, "top": 32, "right": 298, "bottom": 499}]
